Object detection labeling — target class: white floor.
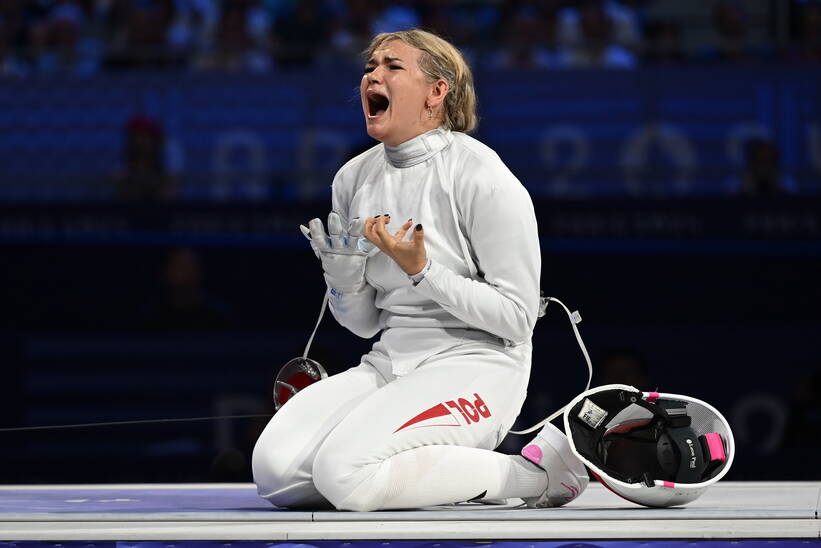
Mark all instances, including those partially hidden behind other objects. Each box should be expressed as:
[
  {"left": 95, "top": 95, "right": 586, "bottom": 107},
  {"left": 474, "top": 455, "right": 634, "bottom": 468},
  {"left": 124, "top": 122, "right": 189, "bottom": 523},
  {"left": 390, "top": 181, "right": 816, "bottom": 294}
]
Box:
[{"left": 0, "top": 481, "right": 818, "bottom": 541}]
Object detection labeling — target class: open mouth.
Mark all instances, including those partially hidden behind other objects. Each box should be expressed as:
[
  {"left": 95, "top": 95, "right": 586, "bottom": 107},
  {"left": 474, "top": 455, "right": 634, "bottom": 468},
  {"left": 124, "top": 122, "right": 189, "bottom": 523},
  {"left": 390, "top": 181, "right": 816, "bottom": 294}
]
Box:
[{"left": 367, "top": 93, "right": 390, "bottom": 117}]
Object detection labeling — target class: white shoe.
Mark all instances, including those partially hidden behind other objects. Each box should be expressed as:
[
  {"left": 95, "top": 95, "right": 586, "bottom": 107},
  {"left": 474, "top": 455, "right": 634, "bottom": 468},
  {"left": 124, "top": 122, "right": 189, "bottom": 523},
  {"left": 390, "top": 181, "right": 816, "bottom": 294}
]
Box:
[{"left": 520, "top": 423, "right": 589, "bottom": 507}]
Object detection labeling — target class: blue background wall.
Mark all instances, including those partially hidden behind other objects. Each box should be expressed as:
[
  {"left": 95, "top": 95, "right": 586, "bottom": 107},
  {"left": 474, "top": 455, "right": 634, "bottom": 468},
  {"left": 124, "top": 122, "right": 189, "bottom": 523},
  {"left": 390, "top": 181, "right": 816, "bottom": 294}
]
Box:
[
  {"left": 0, "top": 68, "right": 819, "bottom": 484},
  {"left": 1, "top": 68, "right": 819, "bottom": 200}
]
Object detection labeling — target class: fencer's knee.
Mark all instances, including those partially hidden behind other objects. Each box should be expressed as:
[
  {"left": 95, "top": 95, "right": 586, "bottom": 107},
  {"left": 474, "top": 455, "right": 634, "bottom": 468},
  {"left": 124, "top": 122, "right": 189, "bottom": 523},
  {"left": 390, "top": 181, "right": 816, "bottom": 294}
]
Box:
[
  {"left": 312, "top": 437, "right": 383, "bottom": 512},
  {"left": 251, "top": 431, "right": 299, "bottom": 500},
  {"left": 311, "top": 440, "right": 352, "bottom": 508}
]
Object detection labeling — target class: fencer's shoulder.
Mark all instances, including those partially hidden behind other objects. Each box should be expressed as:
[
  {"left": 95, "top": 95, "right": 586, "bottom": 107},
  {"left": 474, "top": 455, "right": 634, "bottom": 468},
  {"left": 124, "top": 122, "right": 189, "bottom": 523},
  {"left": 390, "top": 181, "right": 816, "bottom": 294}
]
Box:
[
  {"left": 333, "top": 142, "right": 384, "bottom": 187},
  {"left": 448, "top": 132, "right": 502, "bottom": 164},
  {"left": 448, "top": 132, "right": 520, "bottom": 190}
]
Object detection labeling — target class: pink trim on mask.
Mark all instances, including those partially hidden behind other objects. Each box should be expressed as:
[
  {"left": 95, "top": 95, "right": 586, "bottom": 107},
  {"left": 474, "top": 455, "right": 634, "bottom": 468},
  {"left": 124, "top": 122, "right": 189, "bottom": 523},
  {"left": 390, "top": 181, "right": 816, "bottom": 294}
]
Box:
[
  {"left": 663, "top": 481, "right": 675, "bottom": 488},
  {"left": 521, "top": 444, "right": 543, "bottom": 465},
  {"left": 704, "top": 433, "right": 727, "bottom": 462},
  {"left": 646, "top": 392, "right": 660, "bottom": 402}
]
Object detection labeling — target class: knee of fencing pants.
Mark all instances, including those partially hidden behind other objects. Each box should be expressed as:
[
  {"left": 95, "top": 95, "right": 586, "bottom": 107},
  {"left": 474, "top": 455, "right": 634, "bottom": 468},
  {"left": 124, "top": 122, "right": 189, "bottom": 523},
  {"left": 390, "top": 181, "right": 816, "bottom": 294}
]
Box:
[
  {"left": 312, "top": 431, "right": 388, "bottom": 512},
  {"left": 250, "top": 429, "right": 293, "bottom": 499},
  {"left": 252, "top": 363, "right": 388, "bottom": 509},
  {"left": 252, "top": 425, "right": 326, "bottom": 509}
]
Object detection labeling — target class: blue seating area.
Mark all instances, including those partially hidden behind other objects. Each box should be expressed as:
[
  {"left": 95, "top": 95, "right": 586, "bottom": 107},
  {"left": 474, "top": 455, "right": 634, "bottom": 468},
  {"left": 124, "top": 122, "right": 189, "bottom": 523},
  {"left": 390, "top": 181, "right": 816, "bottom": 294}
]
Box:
[{"left": 0, "top": 68, "right": 818, "bottom": 200}]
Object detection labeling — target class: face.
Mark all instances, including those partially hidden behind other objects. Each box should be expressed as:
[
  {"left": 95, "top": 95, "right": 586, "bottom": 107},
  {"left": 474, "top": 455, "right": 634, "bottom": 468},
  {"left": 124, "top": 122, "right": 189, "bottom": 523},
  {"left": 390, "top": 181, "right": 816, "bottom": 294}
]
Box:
[{"left": 361, "top": 39, "right": 446, "bottom": 146}]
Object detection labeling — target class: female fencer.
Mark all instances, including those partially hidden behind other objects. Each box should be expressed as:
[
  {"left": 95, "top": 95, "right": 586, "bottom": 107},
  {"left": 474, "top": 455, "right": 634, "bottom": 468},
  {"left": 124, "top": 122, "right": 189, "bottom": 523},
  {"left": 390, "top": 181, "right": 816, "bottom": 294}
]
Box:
[{"left": 252, "top": 29, "right": 588, "bottom": 512}]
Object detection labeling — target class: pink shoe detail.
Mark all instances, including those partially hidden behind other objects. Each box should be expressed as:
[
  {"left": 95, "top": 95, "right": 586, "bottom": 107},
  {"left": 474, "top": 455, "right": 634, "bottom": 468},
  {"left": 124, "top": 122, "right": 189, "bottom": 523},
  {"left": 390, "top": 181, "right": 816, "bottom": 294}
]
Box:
[{"left": 521, "top": 444, "right": 543, "bottom": 465}]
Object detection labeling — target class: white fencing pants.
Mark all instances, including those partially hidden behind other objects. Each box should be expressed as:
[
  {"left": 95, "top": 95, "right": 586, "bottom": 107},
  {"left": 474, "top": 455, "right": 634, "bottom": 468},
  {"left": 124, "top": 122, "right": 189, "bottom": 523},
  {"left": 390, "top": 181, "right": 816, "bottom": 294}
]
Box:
[{"left": 252, "top": 341, "right": 535, "bottom": 511}]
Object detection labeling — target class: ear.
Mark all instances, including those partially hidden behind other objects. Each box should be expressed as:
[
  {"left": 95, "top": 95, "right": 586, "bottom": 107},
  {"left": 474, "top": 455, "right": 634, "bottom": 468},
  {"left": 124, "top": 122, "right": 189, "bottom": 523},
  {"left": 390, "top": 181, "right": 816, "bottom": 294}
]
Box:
[{"left": 426, "top": 78, "right": 449, "bottom": 109}]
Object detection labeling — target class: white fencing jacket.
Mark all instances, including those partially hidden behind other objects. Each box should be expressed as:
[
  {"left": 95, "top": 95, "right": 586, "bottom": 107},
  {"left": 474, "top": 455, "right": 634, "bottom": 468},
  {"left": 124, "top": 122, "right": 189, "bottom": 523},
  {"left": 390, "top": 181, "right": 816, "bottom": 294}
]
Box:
[{"left": 327, "top": 127, "right": 541, "bottom": 375}]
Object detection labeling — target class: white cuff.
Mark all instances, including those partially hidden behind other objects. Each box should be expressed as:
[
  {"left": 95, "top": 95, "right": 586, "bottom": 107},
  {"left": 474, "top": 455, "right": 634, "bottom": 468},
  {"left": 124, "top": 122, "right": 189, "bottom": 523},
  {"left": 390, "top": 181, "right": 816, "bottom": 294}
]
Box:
[{"left": 408, "top": 258, "right": 432, "bottom": 285}]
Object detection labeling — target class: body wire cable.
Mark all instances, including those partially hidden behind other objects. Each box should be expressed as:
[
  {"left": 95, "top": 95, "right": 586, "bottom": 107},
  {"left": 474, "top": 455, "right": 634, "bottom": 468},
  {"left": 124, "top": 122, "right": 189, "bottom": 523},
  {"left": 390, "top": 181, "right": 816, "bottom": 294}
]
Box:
[
  {"left": 303, "top": 291, "right": 329, "bottom": 358},
  {"left": 508, "top": 296, "right": 593, "bottom": 435},
  {"left": 0, "top": 414, "right": 272, "bottom": 433}
]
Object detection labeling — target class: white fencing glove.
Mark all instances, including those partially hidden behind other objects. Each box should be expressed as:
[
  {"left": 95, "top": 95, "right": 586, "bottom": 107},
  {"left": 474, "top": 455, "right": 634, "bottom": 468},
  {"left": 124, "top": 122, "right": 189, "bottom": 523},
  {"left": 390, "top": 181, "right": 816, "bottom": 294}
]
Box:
[{"left": 300, "top": 212, "right": 378, "bottom": 293}]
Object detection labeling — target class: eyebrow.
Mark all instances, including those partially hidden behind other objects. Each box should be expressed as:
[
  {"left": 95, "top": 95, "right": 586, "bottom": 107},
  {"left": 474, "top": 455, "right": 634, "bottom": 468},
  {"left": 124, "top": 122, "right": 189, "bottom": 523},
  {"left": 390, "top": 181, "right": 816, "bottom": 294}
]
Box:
[{"left": 366, "top": 56, "right": 404, "bottom": 65}]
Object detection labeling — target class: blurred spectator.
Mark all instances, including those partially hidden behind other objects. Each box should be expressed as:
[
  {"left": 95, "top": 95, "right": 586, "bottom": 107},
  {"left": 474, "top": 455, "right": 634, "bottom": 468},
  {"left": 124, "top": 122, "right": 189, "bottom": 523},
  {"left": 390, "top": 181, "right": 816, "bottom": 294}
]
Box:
[
  {"left": 426, "top": 1, "right": 498, "bottom": 63},
  {"left": 0, "top": 2, "right": 26, "bottom": 77},
  {"left": 106, "top": 0, "right": 176, "bottom": 68},
  {"left": 1, "top": 1, "right": 812, "bottom": 76},
  {"left": 417, "top": 1, "right": 453, "bottom": 39},
  {"left": 193, "top": 0, "right": 270, "bottom": 72},
  {"left": 700, "top": 0, "right": 768, "bottom": 64},
  {"left": 490, "top": 5, "right": 559, "bottom": 69},
  {"left": 166, "top": 0, "right": 220, "bottom": 57},
  {"left": 558, "top": 0, "right": 638, "bottom": 68},
  {"left": 597, "top": 346, "right": 652, "bottom": 390},
  {"left": 114, "top": 114, "right": 177, "bottom": 202},
  {"left": 327, "top": 0, "right": 375, "bottom": 64},
  {"left": 243, "top": 0, "right": 272, "bottom": 46},
  {"left": 271, "top": 0, "right": 329, "bottom": 68},
  {"left": 557, "top": 0, "right": 642, "bottom": 52},
  {"left": 369, "top": 0, "right": 420, "bottom": 34},
  {"left": 141, "top": 248, "right": 233, "bottom": 331},
  {"left": 727, "top": 138, "right": 798, "bottom": 195},
  {"left": 27, "top": 0, "right": 102, "bottom": 76},
  {"left": 711, "top": 0, "right": 747, "bottom": 63},
  {"left": 643, "top": 19, "right": 684, "bottom": 65},
  {"left": 786, "top": 0, "right": 821, "bottom": 63}
]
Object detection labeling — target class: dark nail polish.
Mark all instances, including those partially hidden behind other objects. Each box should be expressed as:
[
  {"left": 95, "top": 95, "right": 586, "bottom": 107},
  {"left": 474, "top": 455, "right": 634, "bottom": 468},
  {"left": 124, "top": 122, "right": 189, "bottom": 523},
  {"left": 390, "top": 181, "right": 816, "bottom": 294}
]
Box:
[
  {"left": 384, "top": 213, "right": 390, "bottom": 217},
  {"left": 375, "top": 215, "right": 381, "bottom": 218},
  {"left": 415, "top": 224, "right": 423, "bottom": 231}
]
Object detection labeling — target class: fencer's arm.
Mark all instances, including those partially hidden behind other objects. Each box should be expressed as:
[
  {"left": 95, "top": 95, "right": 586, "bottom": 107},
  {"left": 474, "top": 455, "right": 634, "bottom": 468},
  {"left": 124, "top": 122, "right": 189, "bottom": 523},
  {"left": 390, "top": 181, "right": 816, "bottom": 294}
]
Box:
[
  {"left": 413, "top": 172, "right": 540, "bottom": 345},
  {"left": 326, "top": 283, "right": 381, "bottom": 339},
  {"left": 324, "top": 172, "right": 382, "bottom": 339}
]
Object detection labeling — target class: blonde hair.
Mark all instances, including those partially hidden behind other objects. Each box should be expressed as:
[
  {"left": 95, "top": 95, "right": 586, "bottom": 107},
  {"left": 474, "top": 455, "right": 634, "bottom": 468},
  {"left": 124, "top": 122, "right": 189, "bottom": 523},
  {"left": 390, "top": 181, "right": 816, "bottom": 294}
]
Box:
[{"left": 364, "top": 29, "right": 478, "bottom": 133}]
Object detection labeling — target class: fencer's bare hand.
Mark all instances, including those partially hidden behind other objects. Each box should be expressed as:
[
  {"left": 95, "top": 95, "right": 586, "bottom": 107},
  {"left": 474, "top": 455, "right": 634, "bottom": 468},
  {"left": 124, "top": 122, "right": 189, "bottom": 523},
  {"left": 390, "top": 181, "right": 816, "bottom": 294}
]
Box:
[{"left": 364, "top": 216, "right": 428, "bottom": 276}]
